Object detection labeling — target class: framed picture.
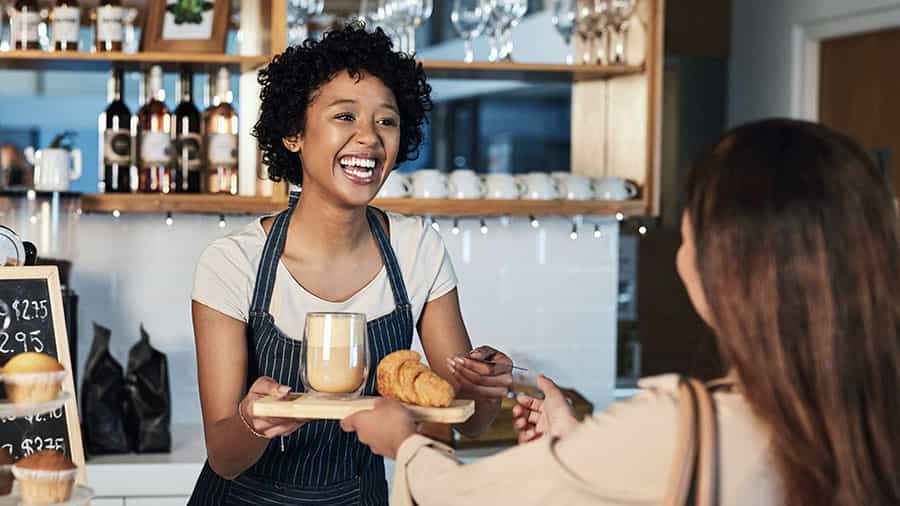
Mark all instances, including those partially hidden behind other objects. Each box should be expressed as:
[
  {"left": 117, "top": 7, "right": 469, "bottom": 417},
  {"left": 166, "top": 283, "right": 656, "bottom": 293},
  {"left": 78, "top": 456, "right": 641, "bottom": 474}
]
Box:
[{"left": 142, "top": 0, "right": 230, "bottom": 53}]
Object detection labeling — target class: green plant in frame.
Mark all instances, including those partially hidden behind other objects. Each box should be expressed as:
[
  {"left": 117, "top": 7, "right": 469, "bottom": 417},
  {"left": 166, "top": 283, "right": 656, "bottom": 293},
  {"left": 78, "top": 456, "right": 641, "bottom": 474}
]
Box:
[{"left": 166, "top": 0, "right": 214, "bottom": 25}]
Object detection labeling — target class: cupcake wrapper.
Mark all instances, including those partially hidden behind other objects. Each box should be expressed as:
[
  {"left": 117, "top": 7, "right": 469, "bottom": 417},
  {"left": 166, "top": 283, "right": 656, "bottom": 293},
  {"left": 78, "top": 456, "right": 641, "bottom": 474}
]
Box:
[
  {"left": 11, "top": 466, "right": 78, "bottom": 481},
  {"left": 1, "top": 371, "right": 67, "bottom": 385}
]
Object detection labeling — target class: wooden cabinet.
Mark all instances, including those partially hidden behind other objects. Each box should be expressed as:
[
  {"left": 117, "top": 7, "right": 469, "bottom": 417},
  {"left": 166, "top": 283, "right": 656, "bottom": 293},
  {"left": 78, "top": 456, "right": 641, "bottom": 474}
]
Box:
[{"left": 0, "top": 0, "right": 664, "bottom": 218}]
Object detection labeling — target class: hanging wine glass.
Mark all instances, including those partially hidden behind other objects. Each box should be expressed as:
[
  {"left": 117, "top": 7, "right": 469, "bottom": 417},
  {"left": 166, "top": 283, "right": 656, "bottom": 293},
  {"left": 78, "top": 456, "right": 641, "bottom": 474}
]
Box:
[
  {"left": 491, "top": 0, "right": 527, "bottom": 62},
  {"left": 551, "top": 0, "right": 577, "bottom": 65},
  {"left": 451, "top": 0, "right": 489, "bottom": 63},
  {"left": 607, "top": 0, "right": 636, "bottom": 63},
  {"left": 287, "top": 0, "right": 315, "bottom": 46},
  {"left": 574, "top": 0, "right": 594, "bottom": 65},
  {"left": 591, "top": 0, "right": 610, "bottom": 65},
  {"left": 358, "top": 0, "right": 380, "bottom": 28},
  {"left": 408, "top": 0, "right": 433, "bottom": 54},
  {"left": 485, "top": 7, "right": 503, "bottom": 62},
  {"left": 380, "top": 0, "right": 403, "bottom": 50}
]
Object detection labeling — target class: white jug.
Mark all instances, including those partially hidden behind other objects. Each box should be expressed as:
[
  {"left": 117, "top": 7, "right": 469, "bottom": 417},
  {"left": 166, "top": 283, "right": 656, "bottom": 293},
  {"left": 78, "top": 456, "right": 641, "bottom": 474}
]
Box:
[{"left": 25, "top": 147, "right": 82, "bottom": 192}]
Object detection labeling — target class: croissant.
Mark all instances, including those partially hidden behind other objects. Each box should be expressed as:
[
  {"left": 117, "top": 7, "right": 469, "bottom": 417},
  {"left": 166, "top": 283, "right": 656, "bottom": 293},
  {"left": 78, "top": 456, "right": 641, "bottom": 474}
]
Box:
[{"left": 376, "top": 350, "right": 455, "bottom": 408}]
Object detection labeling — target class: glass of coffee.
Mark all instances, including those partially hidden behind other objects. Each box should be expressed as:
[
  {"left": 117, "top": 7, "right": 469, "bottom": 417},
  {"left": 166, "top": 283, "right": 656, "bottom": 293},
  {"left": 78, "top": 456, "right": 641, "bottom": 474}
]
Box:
[{"left": 301, "top": 312, "right": 369, "bottom": 399}]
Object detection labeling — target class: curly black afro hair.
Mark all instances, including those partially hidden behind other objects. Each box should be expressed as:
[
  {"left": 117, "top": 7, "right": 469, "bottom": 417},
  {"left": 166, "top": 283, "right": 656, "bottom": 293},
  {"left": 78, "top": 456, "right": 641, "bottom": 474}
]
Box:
[{"left": 252, "top": 23, "right": 433, "bottom": 186}]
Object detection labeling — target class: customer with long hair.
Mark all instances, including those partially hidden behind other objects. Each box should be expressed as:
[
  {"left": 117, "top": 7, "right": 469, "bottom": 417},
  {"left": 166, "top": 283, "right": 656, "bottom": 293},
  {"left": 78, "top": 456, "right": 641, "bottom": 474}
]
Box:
[{"left": 342, "top": 119, "right": 900, "bottom": 506}]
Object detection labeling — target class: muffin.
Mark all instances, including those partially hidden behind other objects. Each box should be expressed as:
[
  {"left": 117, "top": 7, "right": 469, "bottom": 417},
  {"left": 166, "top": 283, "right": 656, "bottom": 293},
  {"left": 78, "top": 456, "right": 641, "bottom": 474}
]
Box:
[
  {"left": 2, "top": 353, "right": 65, "bottom": 404},
  {"left": 11, "top": 450, "right": 77, "bottom": 504},
  {"left": 0, "top": 446, "right": 13, "bottom": 496}
]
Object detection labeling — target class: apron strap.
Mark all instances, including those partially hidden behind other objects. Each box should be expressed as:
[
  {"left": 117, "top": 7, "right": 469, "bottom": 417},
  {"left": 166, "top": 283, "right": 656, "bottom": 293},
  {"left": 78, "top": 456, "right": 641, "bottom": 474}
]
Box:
[
  {"left": 250, "top": 190, "right": 300, "bottom": 314},
  {"left": 366, "top": 208, "right": 411, "bottom": 307}
]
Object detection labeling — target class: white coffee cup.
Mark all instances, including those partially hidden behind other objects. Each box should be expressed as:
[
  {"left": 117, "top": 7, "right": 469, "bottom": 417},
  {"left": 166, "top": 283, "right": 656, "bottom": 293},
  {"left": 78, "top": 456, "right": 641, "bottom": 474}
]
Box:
[
  {"left": 483, "top": 173, "right": 525, "bottom": 200},
  {"left": 556, "top": 174, "right": 594, "bottom": 200},
  {"left": 25, "top": 147, "right": 82, "bottom": 192},
  {"left": 448, "top": 170, "right": 486, "bottom": 199},
  {"left": 377, "top": 171, "right": 412, "bottom": 198},
  {"left": 550, "top": 171, "right": 570, "bottom": 184},
  {"left": 410, "top": 169, "right": 450, "bottom": 199},
  {"left": 517, "top": 172, "right": 559, "bottom": 200},
  {"left": 592, "top": 176, "right": 639, "bottom": 201}
]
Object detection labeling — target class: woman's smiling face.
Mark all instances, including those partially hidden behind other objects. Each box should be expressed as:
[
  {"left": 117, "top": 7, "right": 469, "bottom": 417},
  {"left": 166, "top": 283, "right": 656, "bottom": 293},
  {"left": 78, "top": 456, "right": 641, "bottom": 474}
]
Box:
[{"left": 286, "top": 70, "right": 401, "bottom": 207}]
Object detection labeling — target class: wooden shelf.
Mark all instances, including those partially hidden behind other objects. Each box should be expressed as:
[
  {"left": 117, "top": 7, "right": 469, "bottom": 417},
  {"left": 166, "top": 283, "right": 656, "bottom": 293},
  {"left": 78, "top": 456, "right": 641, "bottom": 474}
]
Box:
[
  {"left": 420, "top": 60, "right": 644, "bottom": 82},
  {"left": 80, "top": 194, "right": 648, "bottom": 217},
  {"left": 371, "top": 198, "right": 647, "bottom": 216},
  {"left": 0, "top": 50, "right": 272, "bottom": 73},
  {"left": 0, "top": 51, "right": 642, "bottom": 82}
]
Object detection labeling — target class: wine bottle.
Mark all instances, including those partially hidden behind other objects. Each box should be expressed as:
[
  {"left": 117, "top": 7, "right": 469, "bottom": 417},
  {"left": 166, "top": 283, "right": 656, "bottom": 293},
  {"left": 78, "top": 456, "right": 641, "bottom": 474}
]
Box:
[
  {"left": 173, "top": 72, "right": 203, "bottom": 193},
  {"left": 204, "top": 67, "right": 239, "bottom": 195},
  {"left": 101, "top": 68, "right": 132, "bottom": 193},
  {"left": 137, "top": 66, "right": 174, "bottom": 193}
]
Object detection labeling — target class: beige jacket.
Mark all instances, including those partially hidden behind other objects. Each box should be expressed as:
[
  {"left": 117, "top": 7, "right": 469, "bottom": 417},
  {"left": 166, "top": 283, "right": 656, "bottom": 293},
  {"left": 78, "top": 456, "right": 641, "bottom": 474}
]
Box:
[{"left": 391, "top": 375, "right": 781, "bottom": 506}]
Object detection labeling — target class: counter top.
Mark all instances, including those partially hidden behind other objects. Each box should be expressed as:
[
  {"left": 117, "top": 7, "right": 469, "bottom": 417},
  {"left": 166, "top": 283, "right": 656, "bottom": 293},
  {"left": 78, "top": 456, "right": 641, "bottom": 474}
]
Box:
[
  {"left": 85, "top": 424, "right": 508, "bottom": 498},
  {"left": 86, "top": 424, "right": 206, "bottom": 497}
]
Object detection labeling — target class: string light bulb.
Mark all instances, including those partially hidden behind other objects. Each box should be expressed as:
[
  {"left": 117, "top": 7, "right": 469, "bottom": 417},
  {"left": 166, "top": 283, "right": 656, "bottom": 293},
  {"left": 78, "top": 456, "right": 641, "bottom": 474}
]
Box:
[
  {"left": 480, "top": 219, "right": 488, "bottom": 235},
  {"left": 594, "top": 224, "right": 602, "bottom": 239},
  {"left": 112, "top": 209, "right": 121, "bottom": 218},
  {"left": 638, "top": 225, "right": 648, "bottom": 235},
  {"left": 570, "top": 222, "right": 578, "bottom": 240},
  {"left": 431, "top": 220, "right": 440, "bottom": 232},
  {"left": 615, "top": 212, "right": 625, "bottom": 222},
  {"left": 218, "top": 214, "right": 227, "bottom": 229},
  {"left": 165, "top": 212, "right": 174, "bottom": 227},
  {"left": 530, "top": 215, "right": 539, "bottom": 228},
  {"left": 451, "top": 218, "right": 460, "bottom": 235}
]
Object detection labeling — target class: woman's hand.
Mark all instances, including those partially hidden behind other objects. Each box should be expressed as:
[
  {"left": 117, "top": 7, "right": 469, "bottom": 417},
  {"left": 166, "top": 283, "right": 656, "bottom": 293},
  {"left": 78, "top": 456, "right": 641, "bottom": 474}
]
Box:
[
  {"left": 512, "top": 375, "right": 579, "bottom": 443},
  {"left": 340, "top": 398, "right": 417, "bottom": 460},
  {"left": 240, "top": 376, "right": 307, "bottom": 439},
  {"left": 446, "top": 345, "right": 514, "bottom": 401}
]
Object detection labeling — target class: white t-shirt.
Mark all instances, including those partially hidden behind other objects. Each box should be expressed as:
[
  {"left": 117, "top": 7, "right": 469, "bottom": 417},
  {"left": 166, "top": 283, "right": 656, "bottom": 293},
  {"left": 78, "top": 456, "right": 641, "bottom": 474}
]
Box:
[{"left": 192, "top": 212, "right": 457, "bottom": 338}]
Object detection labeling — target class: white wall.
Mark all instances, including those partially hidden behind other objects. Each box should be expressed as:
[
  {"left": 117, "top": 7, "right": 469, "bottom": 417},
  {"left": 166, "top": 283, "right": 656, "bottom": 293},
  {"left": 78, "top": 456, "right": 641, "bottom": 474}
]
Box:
[
  {"left": 729, "top": 0, "right": 900, "bottom": 126},
  {"left": 65, "top": 213, "right": 619, "bottom": 425}
]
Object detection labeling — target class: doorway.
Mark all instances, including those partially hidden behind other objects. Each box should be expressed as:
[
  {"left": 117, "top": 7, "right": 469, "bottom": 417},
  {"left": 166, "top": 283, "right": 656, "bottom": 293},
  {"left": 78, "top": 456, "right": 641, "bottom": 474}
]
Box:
[{"left": 819, "top": 27, "right": 900, "bottom": 194}]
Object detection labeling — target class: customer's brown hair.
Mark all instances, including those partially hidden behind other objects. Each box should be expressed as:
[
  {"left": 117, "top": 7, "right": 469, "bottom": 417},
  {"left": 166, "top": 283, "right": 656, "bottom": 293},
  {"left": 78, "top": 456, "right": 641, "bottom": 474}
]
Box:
[{"left": 685, "top": 119, "right": 900, "bottom": 505}]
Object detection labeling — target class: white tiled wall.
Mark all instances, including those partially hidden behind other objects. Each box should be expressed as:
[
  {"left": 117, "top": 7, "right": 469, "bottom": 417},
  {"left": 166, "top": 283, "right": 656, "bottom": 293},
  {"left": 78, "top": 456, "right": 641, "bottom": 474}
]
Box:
[{"left": 68, "top": 213, "right": 619, "bottom": 424}]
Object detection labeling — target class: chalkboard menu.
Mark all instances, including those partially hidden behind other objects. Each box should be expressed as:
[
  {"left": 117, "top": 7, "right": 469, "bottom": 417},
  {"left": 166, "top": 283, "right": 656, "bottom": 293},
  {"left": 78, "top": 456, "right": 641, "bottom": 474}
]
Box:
[{"left": 0, "top": 267, "right": 85, "bottom": 476}]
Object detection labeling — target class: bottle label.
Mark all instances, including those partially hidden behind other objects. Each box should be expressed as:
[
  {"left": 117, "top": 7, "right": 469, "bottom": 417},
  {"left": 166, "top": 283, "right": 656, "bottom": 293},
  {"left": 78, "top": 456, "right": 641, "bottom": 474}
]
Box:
[
  {"left": 207, "top": 133, "right": 238, "bottom": 166},
  {"left": 104, "top": 129, "right": 131, "bottom": 165},
  {"left": 52, "top": 6, "right": 80, "bottom": 44},
  {"left": 174, "top": 133, "right": 202, "bottom": 170},
  {"left": 96, "top": 6, "right": 123, "bottom": 42},
  {"left": 140, "top": 131, "right": 171, "bottom": 165},
  {"left": 12, "top": 11, "right": 40, "bottom": 43}
]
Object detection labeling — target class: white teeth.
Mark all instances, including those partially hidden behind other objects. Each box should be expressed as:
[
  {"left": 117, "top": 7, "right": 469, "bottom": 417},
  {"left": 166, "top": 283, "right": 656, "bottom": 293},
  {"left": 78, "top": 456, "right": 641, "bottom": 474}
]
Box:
[
  {"left": 340, "top": 156, "right": 376, "bottom": 169},
  {"left": 345, "top": 167, "right": 373, "bottom": 178}
]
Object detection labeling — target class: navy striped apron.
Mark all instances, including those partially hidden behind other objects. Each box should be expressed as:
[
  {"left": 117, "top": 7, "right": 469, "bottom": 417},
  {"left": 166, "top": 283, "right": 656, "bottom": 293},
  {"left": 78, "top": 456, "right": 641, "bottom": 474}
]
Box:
[{"left": 189, "top": 191, "right": 414, "bottom": 505}]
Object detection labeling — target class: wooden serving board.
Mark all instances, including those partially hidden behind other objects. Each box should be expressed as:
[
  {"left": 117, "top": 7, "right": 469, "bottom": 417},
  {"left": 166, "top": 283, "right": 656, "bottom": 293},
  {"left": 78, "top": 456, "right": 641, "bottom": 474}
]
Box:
[{"left": 252, "top": 393, "right": 475, "bottom": 424}]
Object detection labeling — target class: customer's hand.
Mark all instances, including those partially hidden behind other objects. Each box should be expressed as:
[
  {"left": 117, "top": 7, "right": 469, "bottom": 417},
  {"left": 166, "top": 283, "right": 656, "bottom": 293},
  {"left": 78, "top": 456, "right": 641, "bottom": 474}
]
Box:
[
  {"left": 512, "top": 375, "right": 578, "bottom": 443},
  {"left": 447, "top": 345, "right": 514, "bottom": 401},
  {"left": 341, "top": 398, "right": 417, "bottom": 460},
  {"left": 240, "top": 376, "right": 307, "bottom": 439}
]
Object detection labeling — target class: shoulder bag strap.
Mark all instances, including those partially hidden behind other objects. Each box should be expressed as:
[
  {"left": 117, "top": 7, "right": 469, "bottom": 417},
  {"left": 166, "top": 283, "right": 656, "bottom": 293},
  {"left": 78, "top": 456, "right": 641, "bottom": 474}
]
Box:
[{"left": 662, "top": 377, "right": 720, "bottom": 506}]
